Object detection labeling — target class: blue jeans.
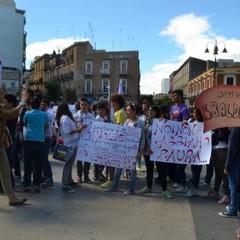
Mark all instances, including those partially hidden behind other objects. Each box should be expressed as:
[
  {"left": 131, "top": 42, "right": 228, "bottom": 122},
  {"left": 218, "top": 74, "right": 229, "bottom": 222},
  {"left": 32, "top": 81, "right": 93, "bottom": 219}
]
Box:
[
  {"left": 111, "top": 167, "right": 137, "bottom": 192},
  {"left": 42, "top": 138, "right": 53, "bottom": 181},
  {"left": 228, "top": 163, "right": 240, "bottom": 214}
]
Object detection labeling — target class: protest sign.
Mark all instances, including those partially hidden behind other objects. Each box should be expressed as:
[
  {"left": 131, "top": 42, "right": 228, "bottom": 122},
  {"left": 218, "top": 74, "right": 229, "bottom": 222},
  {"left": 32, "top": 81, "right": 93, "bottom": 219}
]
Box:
[
  {"left": 195, "top": 85, "right": 240, "bottom": 132},
  {"left": 150, "top": 119, "right": 212, "bottom": 165},
  {"left": 76, "top": 121, "right": 142, "bottom": 170}
]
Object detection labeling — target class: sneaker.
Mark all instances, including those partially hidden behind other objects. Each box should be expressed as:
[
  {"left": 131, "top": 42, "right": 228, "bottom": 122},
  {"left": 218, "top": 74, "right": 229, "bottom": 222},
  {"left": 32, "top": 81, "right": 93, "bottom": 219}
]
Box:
[
  {"left": 172, "top": 183, "right": 180, "bottom": 188},
  {"left": 176, "top": 186, "right": 187, "bottom": 193},
  {"left": 123, "top": 190, "right": 135, "bottom": 195},
  {"left": 205, "top": 190, "right": 219, "bottom": 198},
  {"left": 100, "top": 181, "right": 112, "bottom": 188},
  {"left": 139, "top": 186, "right": 152, "bottom": 194},
  {"left": 23, "top": 187, "right": 31, "bottom": 192},
  {"left": 136, "top": 165, "right": 144, "bottom": 172},
  {"left": 105, "top": 187, "right": 118, "bottom": 192},
  {"left": 185, "top": 188, "right": 197, "bottom": 197},
  {"left": 69, "top": 181, "right": 81, "bottom": 187},
  {"left": 218, "top": 211, "right": 237, "bottom": 218},
  {"left": 62, "top": 185, "right": 75, "bottom": 193},
  {"left": 218, "top": 195, "right": 230, "bottom": 205},
  {"left": 41, "top": 180, "right": 54, "bottom": 188},
  {"left": 226, "top": 206, "right": 229, "bottom": 211},
  {"left": 34, "top": 186, "right": 41, "bottom": 193},
  {"left": 203, "top": 182, "right": 210, "bottom": 186},
  {"left": 84, "top": 178, "right": 93, "bottom": 184},
  {"left": 163, "top": 190, "right": 173, "bottom": 199}
]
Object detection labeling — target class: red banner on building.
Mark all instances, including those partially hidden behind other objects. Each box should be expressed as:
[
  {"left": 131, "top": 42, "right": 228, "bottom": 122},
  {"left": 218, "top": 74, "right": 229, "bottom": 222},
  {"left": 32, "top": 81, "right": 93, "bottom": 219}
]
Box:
[{"left": 195, "top": 85, "right": 240, "bottom": 132}]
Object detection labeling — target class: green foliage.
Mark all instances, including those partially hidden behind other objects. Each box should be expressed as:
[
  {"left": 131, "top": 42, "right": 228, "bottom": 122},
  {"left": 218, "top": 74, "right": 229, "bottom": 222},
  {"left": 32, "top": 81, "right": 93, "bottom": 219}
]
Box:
[
  {"left": 188, "top": 96, "right": 197, "bottom": 106},
  {"left": 44, "top": 80, "right": 62, "bottom": 102},
  {"left": 139, "top": 95, "right": 153, "bottom": 104},
  {"left": 153, "top": 96, "right": 173, "bottom": 107},
  {"left": 63, "top": 87, "right": 77, "bottom": 103}
]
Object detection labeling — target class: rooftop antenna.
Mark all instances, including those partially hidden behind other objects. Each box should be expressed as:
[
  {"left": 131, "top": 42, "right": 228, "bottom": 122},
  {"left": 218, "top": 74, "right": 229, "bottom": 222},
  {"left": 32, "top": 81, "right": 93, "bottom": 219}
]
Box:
[{"left": 88, "top": 22, "right": 94, "bottom": 47}]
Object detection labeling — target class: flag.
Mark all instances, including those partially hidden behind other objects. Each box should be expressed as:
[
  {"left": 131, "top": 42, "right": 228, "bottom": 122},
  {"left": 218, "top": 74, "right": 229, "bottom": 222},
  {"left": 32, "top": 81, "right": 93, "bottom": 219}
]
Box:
[
  {"left": 0, "top": 56, "right": 2, "bottom": 88},
  {"left": 118, "top": 79, "right": 124, "bottom": 95}
]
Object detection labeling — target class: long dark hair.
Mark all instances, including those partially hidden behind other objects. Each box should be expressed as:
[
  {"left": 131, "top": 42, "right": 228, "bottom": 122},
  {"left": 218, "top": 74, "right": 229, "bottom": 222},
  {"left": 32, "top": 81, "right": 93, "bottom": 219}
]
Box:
[{"left": 56, "top": 102, "right": 75, "bottom": 127}]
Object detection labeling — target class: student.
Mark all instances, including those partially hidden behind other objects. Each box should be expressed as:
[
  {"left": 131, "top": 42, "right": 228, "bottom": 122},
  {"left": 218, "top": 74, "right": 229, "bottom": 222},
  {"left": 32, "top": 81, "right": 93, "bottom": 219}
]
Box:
[
  {"left": 74, "top": 98, "right": 95, "bottom": 184},
  {"left": 186, "top": 108, "right": 203, "bottom": 197},
  {"left": 170, "top": 89, "right": 190, "bottom": 193},
  {"left": 100, "top": 94, "right": 127, "bottom": 188},
  {"left": 106, "top": 103, "right": 145, "bottom": 195},
  {"left": 56, "top": 102, "right": 84, "bottom": 193},
  {"left": 140, "top": 105, "right": 173, "bottom": 199},
  {"left": 40, "top": 99, "right": 56, "bottom": 187},
  {"left": 23, "top": 97, "right": 49, "bottom": 193},
  {"left": 94, "top": 102, "right": 108, "bottom": 182}
]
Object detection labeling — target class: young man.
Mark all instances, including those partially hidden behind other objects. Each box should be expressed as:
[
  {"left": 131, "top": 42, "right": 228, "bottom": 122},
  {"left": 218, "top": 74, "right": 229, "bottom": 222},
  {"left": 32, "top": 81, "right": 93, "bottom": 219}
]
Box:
[
  {"left": 23, "top": 97, "right": 49, "bottom": 193},
  {"left": 94, "top": 102, "right": 108, "bottom": 182},
  {"left": 40, "top": 99, "right": 55, "bottom": 187},
  {"left": 74, "top": 98, "right": 95, "bottom": 184},
  {"left": 100, "top": 94, "right": 127, "bottom": 188},
  {"left": 169, "top": 89, "right": 190, "bottom": 193}
]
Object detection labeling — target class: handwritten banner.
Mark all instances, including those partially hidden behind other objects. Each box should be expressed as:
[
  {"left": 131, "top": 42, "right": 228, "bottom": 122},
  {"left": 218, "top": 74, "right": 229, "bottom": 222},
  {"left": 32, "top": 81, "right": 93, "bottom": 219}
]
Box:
[
  {"left": 195, "top": 85, "right": 240, "bottom": 132},
  {"left": 150, "top": 119, "right": 212, "bottom": 165},
  {"left": 76, "top": 121, "right": 142, "bottom": 170}
]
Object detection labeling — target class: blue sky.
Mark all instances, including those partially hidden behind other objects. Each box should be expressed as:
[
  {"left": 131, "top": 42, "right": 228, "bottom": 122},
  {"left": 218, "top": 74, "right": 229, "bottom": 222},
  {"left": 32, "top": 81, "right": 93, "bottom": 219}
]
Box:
[{"left": 15, "top": 0, "right": 240, "bottom": 94}]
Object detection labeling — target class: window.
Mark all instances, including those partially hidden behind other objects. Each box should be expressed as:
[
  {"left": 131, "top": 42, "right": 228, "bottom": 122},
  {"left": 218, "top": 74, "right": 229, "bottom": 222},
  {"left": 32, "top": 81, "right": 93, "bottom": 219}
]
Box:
[
  {"left": 101, "top": 60, "right": 110, "bottom": 74},
  {"left": 84, "top": 80, "right": 92, "bottom": 93},
  {"left": 85, "top": 61, "right": 93, "bottom": 75},
  {"left": 224, "top": 75, "right": 236, "bottom": 85},
  {"left": 120, "top": 60, "right": 128, "bottom": 74},
  {"left": 119, "top": 79, "right": 127, "bottom": 94},
  {"left": 102, "top": 79, "right": 109, "bottom": 93}
]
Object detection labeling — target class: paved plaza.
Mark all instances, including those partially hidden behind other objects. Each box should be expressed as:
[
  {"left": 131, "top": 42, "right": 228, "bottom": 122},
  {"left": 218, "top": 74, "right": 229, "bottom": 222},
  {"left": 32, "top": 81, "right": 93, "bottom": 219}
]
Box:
[{"left": 0, "top": 157, "right": 238, "bottom": 240}]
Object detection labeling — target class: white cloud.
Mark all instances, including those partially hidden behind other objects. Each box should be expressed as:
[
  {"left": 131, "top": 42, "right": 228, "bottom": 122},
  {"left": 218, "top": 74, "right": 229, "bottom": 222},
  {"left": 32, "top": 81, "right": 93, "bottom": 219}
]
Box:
[
  {"left": 140, "top": 13, "right": 240, "bottom": 94},
  {"left": 26, "top": 37, "right": 88, "bottom": 68}
]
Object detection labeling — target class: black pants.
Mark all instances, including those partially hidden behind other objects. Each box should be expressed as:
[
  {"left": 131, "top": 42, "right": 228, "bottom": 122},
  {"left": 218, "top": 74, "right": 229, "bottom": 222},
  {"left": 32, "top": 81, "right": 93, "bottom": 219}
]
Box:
[
  {"left": 204, "top": 156, "right": 214, "bottom": 184},
  {"left": 77, "top": 161, "right": 91, "bottom": 180},
  {"left": 191, "top": 165, "right": 202, "bottom": 189},
  {"left": 144, "top": 154, "right": 167, "bottom": 191},
  {"left": 176, "top": 164, "right": 187, "bottom": 187}
]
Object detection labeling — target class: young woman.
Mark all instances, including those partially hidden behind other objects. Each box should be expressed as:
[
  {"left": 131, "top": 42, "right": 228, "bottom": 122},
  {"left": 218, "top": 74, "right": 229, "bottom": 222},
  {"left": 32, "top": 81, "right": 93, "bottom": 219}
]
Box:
[
  {"left": 56, "top": 102, "right": 85, "bottom": 193},
  {"left": 106, "top": 103, "right": 145, "bottom": 195},
  {"left": 140, "top": 105, "right": 173, "bottom": 199}
]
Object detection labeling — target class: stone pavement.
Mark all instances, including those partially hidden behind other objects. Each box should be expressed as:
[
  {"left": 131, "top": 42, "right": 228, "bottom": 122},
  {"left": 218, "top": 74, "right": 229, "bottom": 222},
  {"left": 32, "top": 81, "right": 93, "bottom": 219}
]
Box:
[{"left": 0, "top": 158, "right": 237, "bottom": 240}]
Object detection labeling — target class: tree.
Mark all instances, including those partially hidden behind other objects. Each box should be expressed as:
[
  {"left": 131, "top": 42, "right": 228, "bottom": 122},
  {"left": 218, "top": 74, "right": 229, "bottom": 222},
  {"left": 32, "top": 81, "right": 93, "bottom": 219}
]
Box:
[
  {"left": 44, "top": 80, "right": 61, "bottom": 102},
  {"left": 63, "top": 87, "right": 77, "bottom": 103}
]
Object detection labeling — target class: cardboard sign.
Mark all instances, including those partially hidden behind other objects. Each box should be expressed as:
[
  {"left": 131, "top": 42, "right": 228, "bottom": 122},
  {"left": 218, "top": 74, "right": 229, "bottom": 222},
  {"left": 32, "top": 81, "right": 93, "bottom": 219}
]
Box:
[
  {"left": 76, "top": 121, "right": 142, "bottom": 170},
  {"left": 150, "top": 119, "right": 212, "bottom": 165},
  {"left": 195, "top": 85, "right": 240, "bottom": 132}
]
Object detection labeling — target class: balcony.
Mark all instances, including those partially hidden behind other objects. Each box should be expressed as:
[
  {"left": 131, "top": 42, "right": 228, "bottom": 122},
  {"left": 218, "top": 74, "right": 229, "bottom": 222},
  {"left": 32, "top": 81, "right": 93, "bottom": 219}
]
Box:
[{"left": 99, "top": 69, "right": 110, "bottom": 76}]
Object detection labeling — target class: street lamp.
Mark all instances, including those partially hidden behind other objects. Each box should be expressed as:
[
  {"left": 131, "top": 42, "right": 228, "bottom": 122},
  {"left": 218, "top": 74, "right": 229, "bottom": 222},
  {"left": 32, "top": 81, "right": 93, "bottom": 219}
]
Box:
[{"left": 204, "top": 39, "right": 227, "bottom": 86}]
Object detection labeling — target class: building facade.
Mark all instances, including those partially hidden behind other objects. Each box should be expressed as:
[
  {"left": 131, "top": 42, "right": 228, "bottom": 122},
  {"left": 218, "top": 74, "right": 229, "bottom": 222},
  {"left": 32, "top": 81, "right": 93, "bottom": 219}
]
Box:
[
  {"left": 188, "top": 64, "right": 240, "bottom": 98},
  {"left": 28, "top": 41, "right": 140, "bottom": 102},
  {"left": 161, "top": 78, "right": 170, "bottom": 94},
  {"left": 0, "top": 0, "right": 26, "bottom": 94}
]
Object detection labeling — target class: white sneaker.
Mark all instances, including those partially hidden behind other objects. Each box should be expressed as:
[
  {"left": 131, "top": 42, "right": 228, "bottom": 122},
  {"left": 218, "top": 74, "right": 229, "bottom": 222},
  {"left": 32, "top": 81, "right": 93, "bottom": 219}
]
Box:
[
  {"left": 185, "top": 188, "right": 197, "bottom": 197},
  {"left": 172, "top": 183, "right": 180, "bottom": 188},
  {"left": 176, "top": 186, "right": 187, "bottom": 193}
]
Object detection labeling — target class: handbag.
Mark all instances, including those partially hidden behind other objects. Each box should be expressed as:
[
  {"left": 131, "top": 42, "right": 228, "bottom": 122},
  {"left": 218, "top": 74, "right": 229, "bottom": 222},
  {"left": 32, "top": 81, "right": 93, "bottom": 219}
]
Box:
[{"left": 53, "top": 143, "right": 75, "bottom": 161}]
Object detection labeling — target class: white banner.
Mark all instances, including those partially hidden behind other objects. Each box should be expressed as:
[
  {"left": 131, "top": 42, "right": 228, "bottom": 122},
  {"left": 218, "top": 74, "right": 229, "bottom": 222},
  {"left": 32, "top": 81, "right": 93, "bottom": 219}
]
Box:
[
  {"left": 0, "top": 57, "right": 2, "bottom": 88},
  {"left": 150, "top": 119, "right": 212, "bottom": 165},
  {"left": 76, "top": 121, "right": 142, "bottom": 170}
]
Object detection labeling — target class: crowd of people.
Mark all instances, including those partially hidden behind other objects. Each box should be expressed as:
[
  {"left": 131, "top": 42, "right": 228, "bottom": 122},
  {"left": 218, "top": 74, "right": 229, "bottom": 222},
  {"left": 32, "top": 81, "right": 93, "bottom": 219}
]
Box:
[{"left": 0, "top": 87, "right": 239, "bottom": 220}]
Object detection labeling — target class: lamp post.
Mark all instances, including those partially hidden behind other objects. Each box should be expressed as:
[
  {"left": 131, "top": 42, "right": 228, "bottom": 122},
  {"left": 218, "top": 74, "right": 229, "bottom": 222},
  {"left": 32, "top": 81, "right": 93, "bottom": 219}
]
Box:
[{"left": 204, "top": 39, "right": 227, "bottom": 86}]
